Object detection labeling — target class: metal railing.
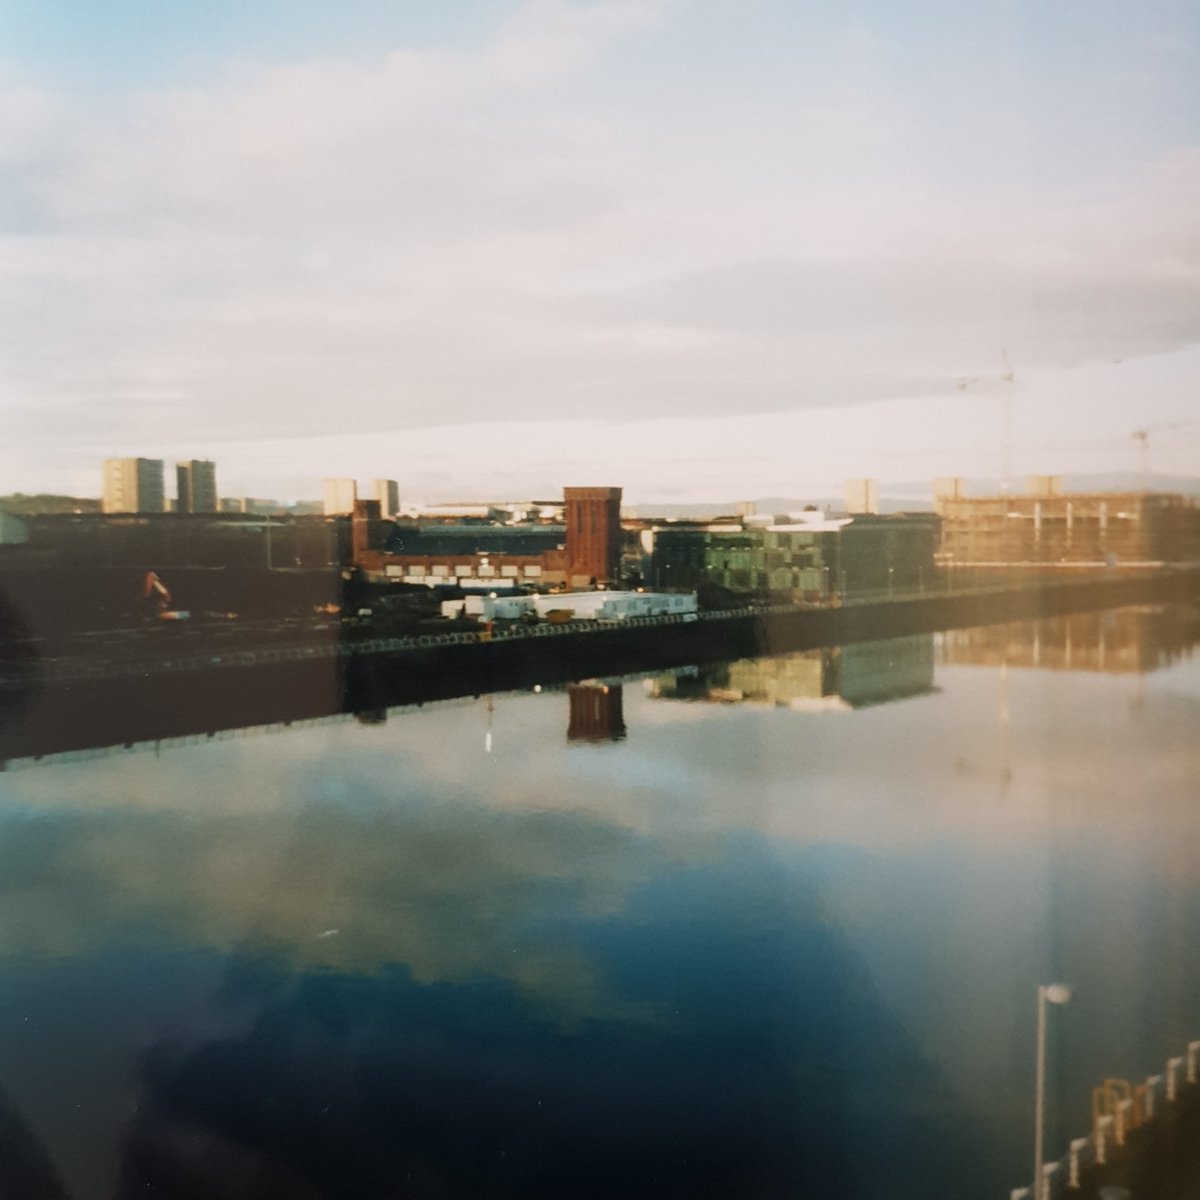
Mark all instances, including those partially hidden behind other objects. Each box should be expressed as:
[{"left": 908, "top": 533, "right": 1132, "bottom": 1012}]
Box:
[{"left": 1009, "top": 1038, "right": 1200, "bottom": 1199}]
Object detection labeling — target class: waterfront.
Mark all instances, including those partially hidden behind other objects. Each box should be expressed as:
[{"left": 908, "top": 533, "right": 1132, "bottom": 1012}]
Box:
[{"left": 0, "top": 606, "right": 1198, "bottom": 1198}]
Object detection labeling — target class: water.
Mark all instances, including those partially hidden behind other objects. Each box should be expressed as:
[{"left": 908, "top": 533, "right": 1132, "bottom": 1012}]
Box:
[{"left": 0, "top": 607, "right": 1197, "bottom": 1198}]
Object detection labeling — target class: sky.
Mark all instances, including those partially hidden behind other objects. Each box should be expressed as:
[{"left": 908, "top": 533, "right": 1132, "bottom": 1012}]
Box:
[{"left": 2, "top": 0, "right": 1198, "bottom": 503}]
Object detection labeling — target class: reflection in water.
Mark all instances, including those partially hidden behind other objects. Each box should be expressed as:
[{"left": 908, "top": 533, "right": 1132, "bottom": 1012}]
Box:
[
  {"left": 0, "top": 1086, "right": 69, "bottom": 1200},
  {"left": 649, "top": 634, "right": 935, "bottom": 712},
  {"left": 103, "top": 867, "right": 982, "bottom": 1200},
  {"left": 0, "top": 607, "right": 1196, "bottom": 1198},
  {"left": 566, "top": 682, "right": 627, "bottom": 743},
  {"left": 939, "top": 606, "right": 1198, "bottom": 674}
]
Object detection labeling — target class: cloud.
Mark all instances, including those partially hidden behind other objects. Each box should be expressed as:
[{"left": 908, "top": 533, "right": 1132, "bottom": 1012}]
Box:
[
  {"left": 1, "top": 2, "right": 1198, "bottom": 496},
  {"left": 485, "top": 0, "right": 678, "bottom": 83},
  {"left": 31, "top": 341, "right": 1189, "bottom": 502}
]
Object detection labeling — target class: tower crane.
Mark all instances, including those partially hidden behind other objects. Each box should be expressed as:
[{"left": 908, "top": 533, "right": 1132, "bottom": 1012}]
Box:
[
  {"left": 1130, "top": 423, "right": 1188, "bottom": 492},
  {"left": 999, "top": 348, "right": 1015, "bottom": 494},
  {"left": 955, "top": 349, "right": 1016, "bottom": 492}
]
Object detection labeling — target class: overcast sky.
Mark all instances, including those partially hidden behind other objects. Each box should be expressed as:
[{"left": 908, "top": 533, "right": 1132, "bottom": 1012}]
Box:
[{"left": 2, "top": 0, "right": 1198, "bottom": 502}]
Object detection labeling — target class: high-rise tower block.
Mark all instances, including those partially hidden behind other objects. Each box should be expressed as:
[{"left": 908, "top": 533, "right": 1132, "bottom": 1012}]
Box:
[{"left": 176, "top": 460, "right": 218, "bottom": 513}]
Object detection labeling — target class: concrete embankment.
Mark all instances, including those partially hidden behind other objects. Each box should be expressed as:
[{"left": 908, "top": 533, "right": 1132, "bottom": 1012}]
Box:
[{"left": 1, "top": 569, "right": 1196, "bottom": 762}]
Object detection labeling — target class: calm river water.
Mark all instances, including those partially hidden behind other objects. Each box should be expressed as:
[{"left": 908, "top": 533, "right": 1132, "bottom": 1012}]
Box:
[{"left": 1, "top": 605, "right": 1198, "bottom": 1199}]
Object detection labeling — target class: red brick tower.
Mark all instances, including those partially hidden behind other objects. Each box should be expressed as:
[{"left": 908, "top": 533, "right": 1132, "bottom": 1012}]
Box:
[
  {"left": 563, "top": 486, "right": 622, "bottom": 588},
  {"left": 351, "top": 498, "right": 382, "bottom": 564}
]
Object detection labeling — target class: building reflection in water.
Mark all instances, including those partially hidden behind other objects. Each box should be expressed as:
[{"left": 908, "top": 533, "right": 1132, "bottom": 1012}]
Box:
[
  {"left": 6, "top": 611, "right": 1191, "bottom": 769},
  {"left": 938, "top": 606, "right": 1197, "bottom": 674},
  {"left": 566, "top": 682, "right": 627, "bottom": 743},
  {"left": 935, "top": 606, "right": 1199, "bottom": 794},
  {"left": 647, "top": 635, "right": 936, "bottom": 713}
]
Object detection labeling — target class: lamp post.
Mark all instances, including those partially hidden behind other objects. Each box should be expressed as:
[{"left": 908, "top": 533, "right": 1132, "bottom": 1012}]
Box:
[{"left": 1033, "top": 983, "right": 1072, "bottom": 1200}]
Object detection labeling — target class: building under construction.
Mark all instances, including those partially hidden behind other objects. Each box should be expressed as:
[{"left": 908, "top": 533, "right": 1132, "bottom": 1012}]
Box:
[{"left": 935, "top": 477, "right": 1200, "bottom": 567}]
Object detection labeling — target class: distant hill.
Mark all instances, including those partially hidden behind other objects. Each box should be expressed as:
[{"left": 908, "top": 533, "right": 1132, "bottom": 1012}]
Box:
[
  {"left": 1054, "top": 472, "right": 1199, "bottom": 494},
  {"left": 630, "top": 472, "right": 1200, "bottom": 521},
  {"left": 628, "top": 502, "right": 748, "bottom": 520},
  {"left": 630, "top": 496, "right": 932, "bottom": 519},
  {"left": 883, "top": 472, "right": 1200, "bottom": 499},
  {"left": 0, "top": 494, "right": 101, "bottom": 515}
]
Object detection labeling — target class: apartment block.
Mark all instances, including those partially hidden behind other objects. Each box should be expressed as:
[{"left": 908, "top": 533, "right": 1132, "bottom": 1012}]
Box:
[
  {"left": 102, "top": 458, "right": 165, "bottom": 514},
  {"left": 176, "top": 459, "right": 218, "bottom": 513},
  {"left": 323, "top": 478, "right": 358, "bottom": 516}
]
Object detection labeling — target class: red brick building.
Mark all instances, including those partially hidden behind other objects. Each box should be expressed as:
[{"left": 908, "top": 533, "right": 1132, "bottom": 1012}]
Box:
[
  {"left": 564, "top": 486, "right": 623, "bottom": 587},
  {"left": 352, "top": 486, "right": 623, "bottom": 591}
]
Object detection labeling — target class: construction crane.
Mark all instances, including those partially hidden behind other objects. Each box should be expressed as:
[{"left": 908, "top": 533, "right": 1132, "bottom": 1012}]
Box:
[
  {"left": 1131, "top": 423, "right": 1188, "bottom": 492},
  {"left": 141, "top": 571, "right": 190, "bottom": 621},
  {"left": 142, "top": 570, "right": 171, "bottom": 609},
  {"left": 956, "top": 349, "right": 1016, "bottom": 492},
  {"left": 999, "top": 348, "right": 1015, "bottom": 494}
]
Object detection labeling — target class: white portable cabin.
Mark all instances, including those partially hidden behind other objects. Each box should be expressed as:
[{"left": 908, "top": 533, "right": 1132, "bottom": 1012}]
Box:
[
  {"left": 440, "top": 595, "right": 534, "bottom": 621},
  {"left": 530, "top": 591, "right": 697, "bottom": 622},
  {"left": 596, "top": 591, "right": 698, "bottom": 620},
  {"left": 441, "top": 590, "right": 698, "bottom": 623}
]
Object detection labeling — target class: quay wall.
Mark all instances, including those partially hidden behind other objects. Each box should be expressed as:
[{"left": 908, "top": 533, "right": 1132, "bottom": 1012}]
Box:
[{"left": 1, "top": 569, "right": 1196, "bottom": 763}]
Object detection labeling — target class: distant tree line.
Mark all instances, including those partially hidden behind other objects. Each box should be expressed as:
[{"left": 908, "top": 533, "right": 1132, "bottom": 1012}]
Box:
[{"left": 0, "top": 493, "right": 101, "bottom": 515}]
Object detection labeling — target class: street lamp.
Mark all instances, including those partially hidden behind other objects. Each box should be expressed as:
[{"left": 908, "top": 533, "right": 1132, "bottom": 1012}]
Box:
[{"left": 1033, "top": 983, "right": 1072, "bottom": 1200}]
